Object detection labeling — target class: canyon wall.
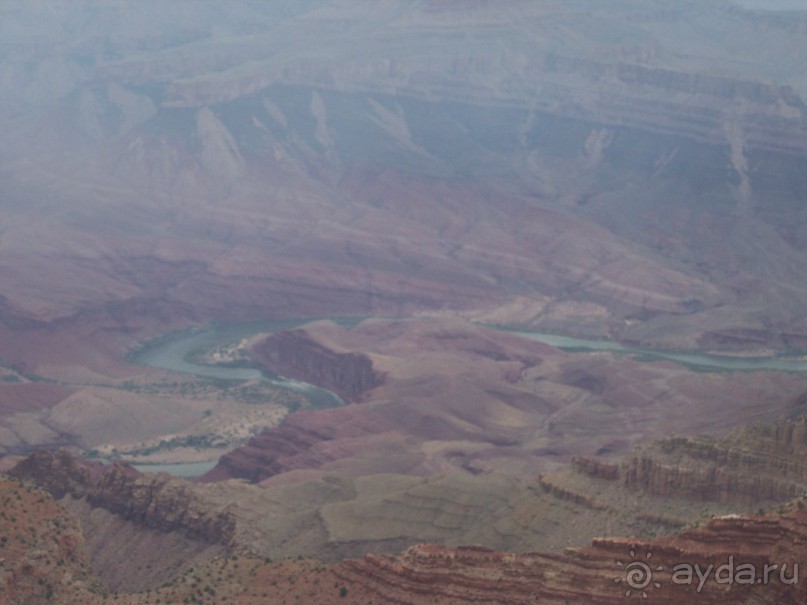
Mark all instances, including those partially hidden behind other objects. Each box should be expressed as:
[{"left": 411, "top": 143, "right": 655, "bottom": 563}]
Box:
[
  {"left": 8, "top": 450, "right": 236, "bottom": 546},
  {"left": 568, "top": 415, "right": 807, "bottom": 504},
  {"left": 250, "top": 329, "right": 385, "bottom": 402},
  {"left": 3, "top": 0, "right": 807, "bottom": 360}
]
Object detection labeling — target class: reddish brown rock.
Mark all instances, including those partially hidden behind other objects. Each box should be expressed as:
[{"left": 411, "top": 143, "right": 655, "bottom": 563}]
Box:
[
  {"left": 251, "top": 329, "right": 385, "bottom": 402},
  {"left": 330, "top": 510, "right": 807, "bottom": 604},
  {"left": 0, "top": 477, "right": 102, "bottom": 605},
  {"left": 572, "top": 456, "right": 621, "bottom": 481}
]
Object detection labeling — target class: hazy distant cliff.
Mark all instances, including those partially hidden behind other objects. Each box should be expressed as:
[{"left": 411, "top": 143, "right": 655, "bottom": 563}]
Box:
[{"left": 2, "top": 0, "right": 807, "bottom": 356}]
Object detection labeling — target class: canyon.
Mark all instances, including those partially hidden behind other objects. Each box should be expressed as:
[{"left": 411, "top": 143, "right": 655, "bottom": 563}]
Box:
[
  {"left": 7, "top": 412, "right": 807, "bottom": 602},
  {"left": 2, "top": 1, "right": 807, "bottom": 362},
  {"left": 204, "top": 319, "right": 807, "bottom": 486},
  {"left": 1, "top": 0, "right": 807, "bottom": 602}
]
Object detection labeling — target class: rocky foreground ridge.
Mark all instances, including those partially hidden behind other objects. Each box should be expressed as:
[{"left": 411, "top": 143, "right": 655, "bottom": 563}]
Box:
[
  {"left": 3, "top": 472, "right": 806, "bottom": 604},
  {"left": 6, "top": 414, "right": 807, "bottom": 601},
  {"left": 8, "top": 450, "right": 235, "bottom": 547},
  {"left": 330, "top": 510, "right": 807, "bottom": 605},
  {"left": 621, "top": 418, "right": 807, "bottom": 504},
  {"left": 0, "top": 476, "right": 99, "bottom": 605}
]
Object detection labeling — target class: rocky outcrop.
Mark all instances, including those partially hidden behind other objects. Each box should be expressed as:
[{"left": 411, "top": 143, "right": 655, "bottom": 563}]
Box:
[
  {"left": 624, "top": 418, "right": 807, "bottom": 503},
  {"left": 7, "top": 449, "right": 107, "bottom": 499},
  {"left": 251, "top": 329, "right": 385, "bottom": 402},
  {"left": 572, "top": 456, "right": 620, "bottom": 481},
  {"left": 538, "top": 473, "right": 606, "bottom": 509},
  {"left": 623, "top": 453, "right": 805, "bottom": 503},
  {"left": 567, "top": 416, "right": 807, "bottom": 504},
  {"left": 9, "top": 450, "right": 236, "bottom": 546},
  {"left": 202, "top": 405, "right": 389, "bottom": 483},
  {"left": 88, "top": 465, "right": 236, "bottom": 544},
  {"left": 201, "top": 418, "right": 337, "bottom": 483},
  {"left": 332, "top": 509, "right": 807, "bottom": 604}
]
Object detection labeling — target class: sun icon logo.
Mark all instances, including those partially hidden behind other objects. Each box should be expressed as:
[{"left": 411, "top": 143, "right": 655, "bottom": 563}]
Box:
[{"left": 614, "top": 549, "right": 663, "bottom": 598}]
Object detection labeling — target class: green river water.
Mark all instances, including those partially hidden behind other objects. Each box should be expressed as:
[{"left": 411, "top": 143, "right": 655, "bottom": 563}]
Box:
[{"left": 125, "top": 319, "right": 806, "bottom": 476}]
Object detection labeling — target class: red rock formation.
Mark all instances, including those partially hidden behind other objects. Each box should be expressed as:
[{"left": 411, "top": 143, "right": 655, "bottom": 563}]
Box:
[
  {"left": 332, "top": 510, "right": 807, "bottom": 604},
  {"left": 7, "top": 449, "right": 109, "bottom": 499},
  {"left": 251, "top": 329, "right": 385, "bottom": 402},
  {"left": 202, "top": 405, "right": 391, "bottom": 483}
]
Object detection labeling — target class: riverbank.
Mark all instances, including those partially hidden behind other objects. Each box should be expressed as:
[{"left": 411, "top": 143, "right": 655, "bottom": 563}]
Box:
[
  {"left": 107, "top": 317, "right": 806, "bottom": 478},
  {"left": 105, "top": 319, "right": 354, "bottom": 476}
]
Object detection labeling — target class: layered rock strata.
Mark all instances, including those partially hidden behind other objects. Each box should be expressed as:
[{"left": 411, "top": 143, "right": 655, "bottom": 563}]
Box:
[
  {"left": 251, "top": 329, "right": 385, "bottom": 402},
  {"left": 333, "top": 509, "right": 807, "bottom": 604},
  {"left": 8, "top": 450, "right": 235, "bottom": 546}
]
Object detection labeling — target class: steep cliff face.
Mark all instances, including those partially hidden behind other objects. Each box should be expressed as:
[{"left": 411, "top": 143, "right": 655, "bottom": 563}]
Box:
[
  {"left": 88, "top": 466, "right": 236, "bottom": 545},
  {"left": 9, "top": 450, "right": 235, "bottom": 546},
  {"left": 567, "top": 415, "right": 807, "bottom": 504},
  {"left": 6, "top": 450, "right": 92, "bottom": 497},
  {"left": 250, "top": 329, "right": 385, "bottom": 402},
  {"left": 623, "top": 418, "right": 807, "bottom": 503},
  {"left": 536, "top": 54, "right": 806, "bottom": 155}
]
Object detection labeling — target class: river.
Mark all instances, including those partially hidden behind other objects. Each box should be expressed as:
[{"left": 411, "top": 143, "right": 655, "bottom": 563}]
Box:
[
  {"left": 123, "top": 318, "right": 805, "bottom": 476},
  {"left": 507, "top": 330, "right": 807, "bottom": 372},
  {"left": 134, "top": 319, "right": 807, "bottom": 385},
  {"left": 130, "top": 318, "right": 354, "bottom": 408},
  {"left": 124, "top": 318, "right": 356, "bottom": 476}
]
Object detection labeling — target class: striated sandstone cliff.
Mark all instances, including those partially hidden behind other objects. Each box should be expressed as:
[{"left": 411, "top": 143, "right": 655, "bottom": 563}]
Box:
[
  {"left": 622, "top": 416, "right": 807, "bottom": 503},
  {"left": 82, "top": 507, "right": 807, "bottom": 604},
  {"left": 4, "top": 474, "right": 807, "bottom": 604},
  {"left": 330, "top": 508, "right": 807, "bottom": 604},
  {"left": 9, "top": 414, "right": 807, "bottom": 603},
  {"left": 567, "top": 415, "right": 807, "bottom": 505}
]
